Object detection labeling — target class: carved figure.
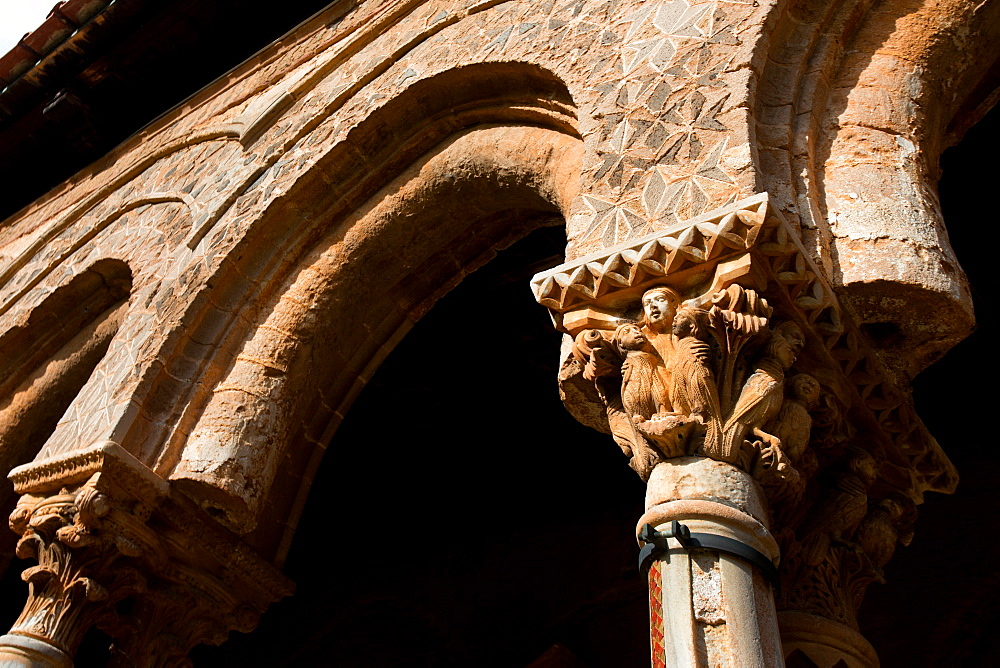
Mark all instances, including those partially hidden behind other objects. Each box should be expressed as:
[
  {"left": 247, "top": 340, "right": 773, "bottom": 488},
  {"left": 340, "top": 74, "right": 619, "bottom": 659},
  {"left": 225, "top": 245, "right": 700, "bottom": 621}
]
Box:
[
  {"left": 669, "top": 305, "right": 722, "bottom": 453},
  {"left": 574, "top": 328, "right": 663, "bottom": 479},
  {"left": 855, "top": 496, "right": 912, "bottom": 583},
  {"left": 615, "top": 321, "right": 698, "bottom": 460},
  {"left": 771, "top": 373, "right": 821, "bottom": 464},
  {"left": 762, "top": 373, "right": 822, "bottom": 525},
  {"left": 638, "top": 286, "right": 681, "bottom": 376},
  {"left": 573, "top": 289, "right": 818, "bottom": 481},
  {"left": 719, "top": 321, "right": 805, "bottom": 469},
  {"left": 615, "top": 322, "right": 670, "bottom": 422},
  {"left": 801, "top": 448, "right": 878, "bottom": 566}
]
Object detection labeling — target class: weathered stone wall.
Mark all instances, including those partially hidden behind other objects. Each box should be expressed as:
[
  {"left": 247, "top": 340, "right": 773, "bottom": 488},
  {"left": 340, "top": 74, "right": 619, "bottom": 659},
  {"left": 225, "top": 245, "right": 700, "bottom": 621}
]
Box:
[
  {"left": 0, "top": 0, "right": 995, "bottom": 553},
  {"left": 0, "top": 1, "right": 997, "bottom": 660}
]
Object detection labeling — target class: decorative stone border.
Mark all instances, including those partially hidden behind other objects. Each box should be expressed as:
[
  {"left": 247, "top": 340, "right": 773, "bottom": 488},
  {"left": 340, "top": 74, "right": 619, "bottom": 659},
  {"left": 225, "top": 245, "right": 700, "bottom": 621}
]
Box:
[{"left": 532, "top": 193, "right": 956, "bottom": 500}]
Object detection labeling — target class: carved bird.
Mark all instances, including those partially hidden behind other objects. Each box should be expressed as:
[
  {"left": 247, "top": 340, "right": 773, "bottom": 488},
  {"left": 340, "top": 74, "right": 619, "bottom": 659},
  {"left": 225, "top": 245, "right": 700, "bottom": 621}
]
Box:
[
  {"left": 721, "top": 323, "right": 803, "bottom": 464},
  {"left": 670, "top": 307, "right": 722, "bottom": 454},
  {"left": 855, "top": 498, "right": 905, "bottom": 583},
  {"left": 801, "top": 450, "right": 878, "bottom": 566},
  {"left": 770, "top": 373, "right": 820, "bottom": 463},
  {"left": 721, "top": 357, "right": 783, "bottom": 464}
]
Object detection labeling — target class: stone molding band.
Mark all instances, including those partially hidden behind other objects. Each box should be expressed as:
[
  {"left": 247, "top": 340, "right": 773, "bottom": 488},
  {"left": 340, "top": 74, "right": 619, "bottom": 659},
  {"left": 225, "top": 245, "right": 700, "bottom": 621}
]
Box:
[
  {"left": 778, "top": 610, "right": 880, "bottom": 668},
  {"left": 638, "top": 521, "right": 780, "bottom": 585},
  {"left": 638, "top": 499, "right": 779, "bottom": 560}
]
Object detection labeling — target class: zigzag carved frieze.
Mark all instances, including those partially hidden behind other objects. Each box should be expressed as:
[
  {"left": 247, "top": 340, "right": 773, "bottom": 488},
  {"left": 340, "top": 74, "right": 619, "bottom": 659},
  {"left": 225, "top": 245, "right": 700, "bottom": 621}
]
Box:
[
  {"left": 533, "top": 195, "right": 775, "bottom": 312},
  {"left": 532, "top": 193, "right": 956, "bottom": 500}
]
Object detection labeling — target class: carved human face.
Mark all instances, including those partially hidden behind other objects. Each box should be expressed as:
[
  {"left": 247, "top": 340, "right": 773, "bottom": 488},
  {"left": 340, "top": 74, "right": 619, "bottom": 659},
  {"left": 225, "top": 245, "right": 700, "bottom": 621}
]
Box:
[
  {"left": 792, "top": 374, "right": 820, "bottom": 404},
  {"left": 775, "top": 340, "right": 796, "bottom": 369},
  {"left": 774, "top": 323, "right": 805, "bottom": 368},
  {"left": 782, "top": 323, "right": 805, "bottom": 355},
  {"left": 641, "top": 288, "right": 677, "bottom": 331},
  {"left": 617, "top": 323, "right": 648, "bottom": 351},
  {"left": 849, "top": 451, "right": 878, "bottom": 484},
  {"left": 672, "top": 312, "right": 694, "bottom": 338},
  {"left": 881, "top": 498, "right": 903, "bottom": 520}
]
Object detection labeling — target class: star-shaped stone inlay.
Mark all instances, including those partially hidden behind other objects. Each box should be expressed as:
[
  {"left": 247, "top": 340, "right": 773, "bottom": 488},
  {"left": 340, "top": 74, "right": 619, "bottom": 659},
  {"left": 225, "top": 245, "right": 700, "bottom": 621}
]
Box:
[
  {"left": 577, "top": 0, "right": 755, "bottom": 248},
  {"left": 573, "top": 195, "right": 650, "bottom": 248}
]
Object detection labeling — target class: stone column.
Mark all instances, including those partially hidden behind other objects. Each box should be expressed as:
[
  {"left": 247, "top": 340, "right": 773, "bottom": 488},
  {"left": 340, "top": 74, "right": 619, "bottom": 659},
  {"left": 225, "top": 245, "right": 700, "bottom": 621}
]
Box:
[
  {"left": 531, "top": 194, "right": 956, "bottom": 667},
  {"left": 0, "top": 441, "right": 292, "bottom": 666},
  {"left": 641, "top": 458, "right": 781, "bottom": 667}
]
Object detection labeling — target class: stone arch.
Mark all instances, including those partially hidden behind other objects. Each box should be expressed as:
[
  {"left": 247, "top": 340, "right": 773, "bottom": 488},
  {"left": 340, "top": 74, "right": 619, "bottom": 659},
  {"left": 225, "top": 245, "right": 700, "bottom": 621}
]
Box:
[
  {"left": 123, "top": 63, "right": 584, "bottom": 556},
  {"left": 0, "top": 258, "right": 131, "bottom": 573},
  {"left": 753, "top": 0, "right": 1000, "bottom": 379}
]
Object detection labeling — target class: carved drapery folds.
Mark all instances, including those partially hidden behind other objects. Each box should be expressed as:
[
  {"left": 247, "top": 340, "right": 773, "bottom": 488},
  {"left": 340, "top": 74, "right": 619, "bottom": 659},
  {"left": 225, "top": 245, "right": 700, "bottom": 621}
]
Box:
[
  {"left": 532, "top": 193, "right": 956, "bottom": 652},
  {"left": 0, "top": 442, "right": 291, "bottom": 667}
]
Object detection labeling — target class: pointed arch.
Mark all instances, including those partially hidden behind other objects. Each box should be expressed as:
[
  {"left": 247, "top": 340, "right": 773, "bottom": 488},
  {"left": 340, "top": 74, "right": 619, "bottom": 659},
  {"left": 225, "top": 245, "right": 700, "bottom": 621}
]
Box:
[{"left": 117, "top": 62, "right": 584, "bottom": 558}]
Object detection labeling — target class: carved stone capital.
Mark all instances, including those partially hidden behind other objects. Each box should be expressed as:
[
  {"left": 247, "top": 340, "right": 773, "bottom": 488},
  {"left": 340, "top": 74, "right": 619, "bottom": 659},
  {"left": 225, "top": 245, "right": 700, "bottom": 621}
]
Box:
[
  {"left": 5, "top": 442, "right": 166, "bottom": 658},
  {"left": 106, "top": 488, "right": 293, "bottom": 667},
  {"left": 2, "top": 441, "right": 292, "bottom": 666},
  {"left": 108, "top": 565, "right": 265, "bottom": 667},
  {"left": 532, "top": 193, "right": 956, "bottom": 654}
]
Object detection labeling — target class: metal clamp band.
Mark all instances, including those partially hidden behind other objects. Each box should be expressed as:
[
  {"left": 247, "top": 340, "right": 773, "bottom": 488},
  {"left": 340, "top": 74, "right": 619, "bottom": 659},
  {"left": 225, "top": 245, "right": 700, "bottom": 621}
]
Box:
[{"left": 638, "top": 521, "right": 780, "bottom": 587}]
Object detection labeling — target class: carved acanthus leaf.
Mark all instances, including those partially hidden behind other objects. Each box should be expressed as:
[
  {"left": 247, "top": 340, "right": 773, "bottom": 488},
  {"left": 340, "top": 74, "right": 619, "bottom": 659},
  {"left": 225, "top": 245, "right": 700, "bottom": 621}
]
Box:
[
  {"left": 8, "top": 472, "right": 164, "bottom": 655},
  {"left": 5, "top": 441, "right": 293, "bottom": 662}
]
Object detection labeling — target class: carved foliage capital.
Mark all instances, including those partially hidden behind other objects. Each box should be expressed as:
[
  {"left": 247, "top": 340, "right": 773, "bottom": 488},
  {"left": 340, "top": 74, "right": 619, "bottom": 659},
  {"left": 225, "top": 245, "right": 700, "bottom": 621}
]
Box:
[
  {"left": 8, "top": 469, "right": 163, "bottom": 655},
  {"left": 532, "top": 194, "right": 955, "bottom": 498},
  {"left": 532, "top": 193, "right": 954, "bottom": 627},
  {"left": 5, "top": 441, "right": 292, "bottom": 663}
]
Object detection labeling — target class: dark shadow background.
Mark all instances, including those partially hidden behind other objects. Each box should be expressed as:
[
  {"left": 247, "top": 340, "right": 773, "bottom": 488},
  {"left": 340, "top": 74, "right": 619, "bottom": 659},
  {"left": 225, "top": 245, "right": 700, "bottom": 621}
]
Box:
[
  {"left": 189, "top": 225, "right": 649, "bottom": 667},
  {"left": 1, "top": 109, "right": 996, "bottom": 665},
  {"left": 0, "top": 2, "right": 996, "bottom": 658}
]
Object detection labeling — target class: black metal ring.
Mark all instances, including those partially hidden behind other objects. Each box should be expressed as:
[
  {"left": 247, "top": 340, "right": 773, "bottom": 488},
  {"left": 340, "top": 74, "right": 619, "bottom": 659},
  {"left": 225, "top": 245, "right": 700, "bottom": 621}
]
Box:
[{"left": 637, "top": 521, "right": 780, "bottom": 587}]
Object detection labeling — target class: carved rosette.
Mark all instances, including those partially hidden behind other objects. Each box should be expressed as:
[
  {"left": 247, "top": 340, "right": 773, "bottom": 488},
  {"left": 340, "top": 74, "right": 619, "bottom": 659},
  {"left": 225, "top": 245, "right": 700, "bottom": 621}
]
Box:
[
  {"left": 2, "top": 441, "right": 293, "bottom": 666},
  {"left": 532, "top": 193, "right": 956, "bottom": 655}
]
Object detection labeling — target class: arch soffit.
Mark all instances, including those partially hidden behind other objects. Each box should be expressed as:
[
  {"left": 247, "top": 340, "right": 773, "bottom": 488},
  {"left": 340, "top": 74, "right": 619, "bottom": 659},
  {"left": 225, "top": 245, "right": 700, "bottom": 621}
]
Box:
[
  {"left": 0, "top": 259, "right": 132, "bottom": 514},
  {"left": 0, "top": 258, "right": 133, "bottom": 401},
  {"left": 751, "top": 0, "right": 996, "bottom": 378},
  {"left": 106, "top": 64, "right": 584, "bottom": 553},
  {"left": 186, "top": 124, "right": 580, "bottom": 556},
  {"left": 754, "top": 0, "right": 1000, "bottom": 225},
  {"left": 0, "top": 192, "right": 197, "bottom": 326}
]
